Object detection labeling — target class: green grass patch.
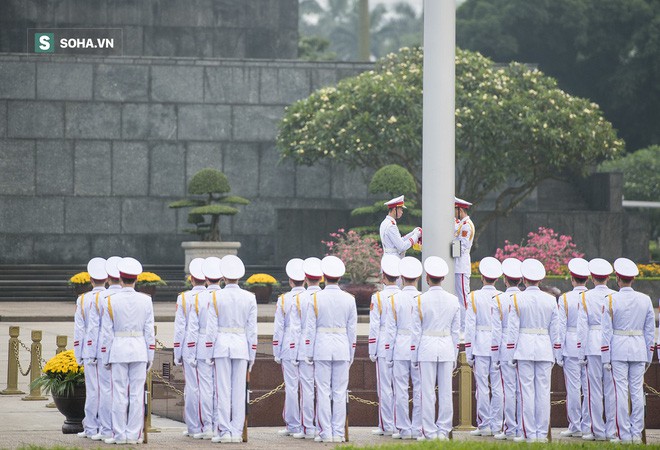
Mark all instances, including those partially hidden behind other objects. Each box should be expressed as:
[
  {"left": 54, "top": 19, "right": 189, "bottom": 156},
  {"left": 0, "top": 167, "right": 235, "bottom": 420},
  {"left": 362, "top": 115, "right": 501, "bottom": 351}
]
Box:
[{"left": 342, "top": 441, "right": 658, "bottom": 449}]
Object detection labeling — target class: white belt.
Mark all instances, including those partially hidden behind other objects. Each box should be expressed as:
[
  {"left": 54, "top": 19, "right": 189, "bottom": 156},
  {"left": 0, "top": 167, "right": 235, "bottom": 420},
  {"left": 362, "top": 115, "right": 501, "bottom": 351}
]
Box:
[
  {"left": 589, "top": 326, "right": 602, "bottom": 331},
  {"left": 423, "top": 330, "right": 450, "bottom": 337},
  {"left": 115, "top": 331, "right": 143, "bottom": 337},
  {"left": 318, "top": 327, "right": 346, "bottom": 334},
  {"left": 566, "top": 327, "right": 577, "bottom": 333},
  {"left": 613, "top": 329, "right": 643, "bottom": 336},
  {"left": 219, "top": 327, "right": 245, "bottom": 334},
  {"left": 383, "top": 247, "right": 399, "bottom": 253},
  {"left": 198, "top": 328, "right": 207, "bottom": 334},
  {"left": 396, "top": 329, "right": 411, "bottom": 335},
  {"left": 520, "top": 328, "right": 548, "bottom": 335},
  {"left": 476, "top": 326, "right": 491, "bottom": 332}
]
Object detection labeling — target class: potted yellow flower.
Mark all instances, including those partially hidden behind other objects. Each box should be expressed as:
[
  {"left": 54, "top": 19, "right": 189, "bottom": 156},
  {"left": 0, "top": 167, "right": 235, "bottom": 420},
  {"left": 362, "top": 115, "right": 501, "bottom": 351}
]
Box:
[
  {"left": 67, "top": 271, "right": 91, "bottom": 295},
  {"left": 136, "top": 271, "right": 167, "bottom": 297},
  {"left": 244, "top": 273, "right": 279, "bottom": 304},
  {"left": 31, "top": 350, "right": 85, "bottom": 434}
]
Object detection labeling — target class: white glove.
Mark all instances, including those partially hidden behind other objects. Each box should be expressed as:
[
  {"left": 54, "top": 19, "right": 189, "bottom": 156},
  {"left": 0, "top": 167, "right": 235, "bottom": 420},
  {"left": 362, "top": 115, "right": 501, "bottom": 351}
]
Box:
[
  {"left": 578, "top": 358, "right": 588, "bottom": 367},
  {"left": 274, "top": 357, "right": 282, "bottom": 364},
  {"left": 305, "top": 357, "right": 313, "bottom": 366},
  {"left": 556, "top": 357, "right": 564, "bottom": 367},
  {"left": 174, "top": 358, "right": 182, "bottom": 366},
  {"left": 248, "top": 360, "right": 255, "bottom": 373},
  {"left": 205, "top": 359, "right": 214, "bottom": 366},
  {"left": 412, "top": 361, "right": 419, "bottom": 369},
  {"left": 386, "top": 359, "right": 394, "bottom": 368},
  {"left": 413, "top": 227, "right": 422, "bottom": 242},
  {"left": 292, "top": 359, "right": 299, "bottom": 367},
  {"left": 508, "top": 360, "right": 517, "bottom": 368},
  {"left": 104, "top": 363, "right": 111, "bottom": 369},
  {"left": 188, "top": 359, "right": 197, "bottom": 368},
  {"left": 87, "top": 358, "right": 97, "bottom": 366},
  {"left": 492, "top": 360, "right": 501, "bottom": 370},
  {"left": 146, "top": 361, "right": 153, "bottom": 372},
  {"left": 603, "top": 363, "right": 612, "bottom": 371},
  {"left": 466, "top": 356, "right": 474, "bottom": 367},
  {"left": 369, "top": 355, "right": 377, "bottom": 363}
]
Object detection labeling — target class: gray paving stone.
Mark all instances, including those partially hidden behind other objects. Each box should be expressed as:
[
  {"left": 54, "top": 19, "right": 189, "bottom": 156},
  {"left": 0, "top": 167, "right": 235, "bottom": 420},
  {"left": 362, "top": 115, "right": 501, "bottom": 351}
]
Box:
[
  {"left": 151, "top": 66, "right": 203, "bottom": 102},
  {"left": 143, "top": 234, "right": 187, "bottom": 264},
  {"left": 260, "top": 67, "right": 311, "bottom": 104},
  {"left": 258, "top": 145, "right": 294, "bottom": 198},
  {"left": 95, "top": 64, "right": 149, "bottom": 101},
  {"left": 0, "top": 139, "right": 35, "bottom": 195},
  {"left": 122, "top": 198, "right": 177, "bottom": 234},
  {"left": 0, "top": 197, "right": 64, "bottom": 233},
  {"left": 150, "top": 142, "right": 186, "bottom": 197},
  {"left": 122, "top": 103, "right": 177, "bottom": 140},
  {"left": 112, "top": 141, "right": 150, "bottom": 196},
  {"left": 33, "top": 234, "right": 91, "bottom": 263},
  {"left": 36, "top": 139, "right": 74, "bottom": 195},
  {"left": 65, "top": 102, "right": 121, "bottom": 139},
  {"left": 178, "top": 104, "right": 230, "bottom": 141},
  {"left": 8, "top": 101, "right": 64, "bottom": 138},
  {"left": 37, "top": 62, "right": 93, "bottom": 100},
  {"left": 186, "top": 142, "right": 222, "bottom": 181},
  {"left": 106, "top": 0, "right": 144, "bottom": 25},
  {"left": 0, "top": 62, "right": 35, "bottom": 99},
  {"left": 65, "top": 197, "right": 122, "bottom": 234},
  {"left": 233, "top": 105, "right": 284, "bottom": 141},
  {"left": 204, "top": 66, "right": 259, "bottom": 104},
  {"left": 74, "top": 141, "right": 112, "bottom": 195},
  {"left": 223, "top": 143, "right": 259, "bottom": 198}
]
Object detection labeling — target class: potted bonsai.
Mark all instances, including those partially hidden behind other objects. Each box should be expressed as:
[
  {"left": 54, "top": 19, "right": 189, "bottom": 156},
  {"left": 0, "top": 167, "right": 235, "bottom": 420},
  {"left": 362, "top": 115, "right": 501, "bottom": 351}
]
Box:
[{"left": 169, "top": 168, "right": 250, "bottom": 269}]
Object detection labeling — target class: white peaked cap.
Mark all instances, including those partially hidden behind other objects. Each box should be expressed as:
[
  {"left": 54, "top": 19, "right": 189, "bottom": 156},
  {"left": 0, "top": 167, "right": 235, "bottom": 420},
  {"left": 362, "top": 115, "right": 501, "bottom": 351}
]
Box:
[
  {"left": 381, "top": 254, "right": 401, "bottom": 278},
  {"left": 454, "top": 197, "right": 472, "bottom": 208},
  {"left": 286, "top": 258, "right": 306, "bottom": 282},
  {"left": 568, "top": 258, "right": 590, "bottom": 278},
  {"left": 321, "top": 255, "right": 345, "bottom": 278},
  {"left": 479, "top": 256, "right": 503, "bottom": 279},
  {"left": 384, "top": 195, "right": 406, "bottom": 209},
  {"left": 501, "top": 258, "right": 522, "bottom": 279},
  {"left": 105, "top": 256, "right": 122, "bottom": 279},
  {"left": 87, "top": 257, "right": 108, "bottom": 280},
  {"left": 521, "top": 258, "right": 546, "bottom": 281},
  {"left": 118, "top": 257, "right": 142, "bottom": 279},
  {"left": 303, "top": 257, "right": 323, "bottom": 279},
  {"left": 400, "top": 256, "right": 423, "bottom": 279},
  {"left": 188, "top": 258, "right": 206, "bottom": 280},
  {"left": 589, "top": 258, "right": 613, "bottom": 277},
  {"left": 424, "top": 256, "right": 449, "bottom": 278},
  {"left": 201, "top": 257, "right": 222, "bottom": 280},
  {"left": 220, "top": 255, "right": 245, "bottom": 280},
  {"left": 613, "top": 257, "right": 639, "bottom": 278}
]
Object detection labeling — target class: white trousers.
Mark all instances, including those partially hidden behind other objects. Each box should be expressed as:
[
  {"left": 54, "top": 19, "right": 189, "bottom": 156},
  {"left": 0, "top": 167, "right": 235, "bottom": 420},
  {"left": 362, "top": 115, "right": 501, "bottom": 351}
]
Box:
[
  {"left": 611, "top": 361, "right": 645, "bottom": 442},
  {"left": 517, "top": 360, "right": 552, "bottom": 440},
  {"left": 214, "top": 358, "right": 247, "bottom": 439},
  {"left": 82, "top": 361, "right": 100, "bottom": 436},
  {"left": 98, "top": 363, "right": 113, "bottom": 436},
  {"left": 314, "top": 360, "right": 349, "bottom": 440},
  {"left": 455, "top": 273, "right": 470, "bottom": 330},
  {"left": 375, "top": 357, "right": 394, "bottom": 432},
  {"left": 500, "top": 360, "right": 518, "bottom": 436},
  {"left": 281, "top": 360, "right": 301, "bottom": 432},
  {"left": 585, "top": 355, "right": 616, "bottom": 438},
  {"left": 197, "top": 360, "right": 215, "bottom": 434},
  {"left": 298, "top": 360, "right": 316, "bottom": 435},
  {"left": 392, "top": 360, "right": 421, "bottom": 437},
  {"left": 418, "top": 361, "right": 453, "bottom": 438},
  {"left": 474, "top": 356, "right": 504, "bottom": 432},
  {"left": 183, "top": 360, "right": 202, "bottom": 434},
  {"left": 563, "top": 356, "right": 590, "bottom": 434},
  {"left": 110, "top": 362, "right": 146, "bottom": 442}
]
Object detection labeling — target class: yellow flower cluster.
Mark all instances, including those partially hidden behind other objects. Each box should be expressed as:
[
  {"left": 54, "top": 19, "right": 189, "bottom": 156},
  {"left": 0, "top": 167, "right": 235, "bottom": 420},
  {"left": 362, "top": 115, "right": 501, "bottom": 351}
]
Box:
[
  {"left": 43, "top": 350, "right": 83, "bottom": 375},
  {"left": 69, "top": 272, "right": 90, "bottom": 285},
  {"left": 246, "top": 273, "right": 278, "bottom": 285},
  {"left": 638, "top": 264, "right": 660, "bottom": 278},
  {"left": 138, "top": 272, "right": 162, "bottom": 282}
]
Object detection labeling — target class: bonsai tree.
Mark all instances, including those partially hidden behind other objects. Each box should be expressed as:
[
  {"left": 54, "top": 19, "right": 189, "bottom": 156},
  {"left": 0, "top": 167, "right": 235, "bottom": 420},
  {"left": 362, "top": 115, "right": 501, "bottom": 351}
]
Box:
[{"left": 169, "top": 168, "right": 250, "bottom": 242}]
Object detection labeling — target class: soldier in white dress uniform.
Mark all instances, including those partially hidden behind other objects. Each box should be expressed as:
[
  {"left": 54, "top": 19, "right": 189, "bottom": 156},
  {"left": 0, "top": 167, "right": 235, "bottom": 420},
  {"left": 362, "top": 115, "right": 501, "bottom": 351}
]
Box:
[
  {"left": 379, "top": 195, "right": 421, "bottom": 259},
  {"left": 75, "top": 257, "right": 107, "bottom": 439},
  {"left": 100, "top": 257, "right": 155, "bottom": 445},
  {"left": 505, "top": 258, "right": 560, "bottom": 443},
  {"left": 173, "top": 258, "right": 207, "bottom": 438},
  {"left": 189, "top": 257, "right": 222, "bottom": 439},
  {"left": 206, "top": 255, "right": 257, "bottom": 443},
  {"left": 493, "top": 258, "right": 523, "bottom": 440},
  {"left": 368, "top": 255, "right": 401, "bottom": 436},
  {"left": 576, "top": 258, "right": 616, "bottom": 441},
  {"left": 602, "top": 258, "right": 655, "bottom": 444},
  {"left": 557, "top": 258, "right": 591, "bottom": 438},
  {"left": 86, "top": 256, "right": 123, "bottom": 441},
  {"left": 465, "top": 257, "right": 504, "bottom": 436},
  {"left": 273, "top": 258, "right": 306, "bottom": 436},
  {"left": 453, "top": 197, "right": 475, "bottom": 329},
  {"left": 303, "top": 256, "right": 357, "bottom": 443},
  {"left": 384, "top": 256, "right": 423, "bottom": 439},
  {"left": 411, "top": 256, "right": 460, "bottom": 441},
  {"left": 290, "top": 257, "right": 323, "bottom": 440}
]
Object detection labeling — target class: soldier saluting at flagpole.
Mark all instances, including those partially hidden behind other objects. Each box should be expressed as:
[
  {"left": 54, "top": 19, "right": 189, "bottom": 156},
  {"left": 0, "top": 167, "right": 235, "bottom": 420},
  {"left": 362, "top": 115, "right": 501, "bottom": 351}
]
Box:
[{"left": 380, "top": 195, "right": 421, "bottom": 259}]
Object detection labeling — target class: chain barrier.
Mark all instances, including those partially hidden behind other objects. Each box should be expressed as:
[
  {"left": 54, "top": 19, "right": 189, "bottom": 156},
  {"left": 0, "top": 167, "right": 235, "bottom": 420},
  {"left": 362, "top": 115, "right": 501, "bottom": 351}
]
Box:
[
  {"left": 155, "top": 339, "right": 166, "bottom": 350},
  {"left": 249, "top": 382, "right": 285, "bottom": 405},
  {"left": 16, "top": 338, "right": 47, "bottom": 368},
  {"left": 152, "top": 370, "right": 184, "bottom": 397},
  {"left": 13, "top": 341, "right": 31, "bottom": 377},
  {"left": 644, "top": 382, "right": 660, "bottom": 398}
]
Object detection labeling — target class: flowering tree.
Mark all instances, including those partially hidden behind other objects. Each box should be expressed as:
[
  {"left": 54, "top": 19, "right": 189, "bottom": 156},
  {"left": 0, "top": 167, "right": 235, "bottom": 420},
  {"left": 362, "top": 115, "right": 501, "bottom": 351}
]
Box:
[
  {"left": 323, "top": 229, "right": 383, "bottom": 283},
  {"left": 494, "top": 227, "right": 584, "bottom": 275}
]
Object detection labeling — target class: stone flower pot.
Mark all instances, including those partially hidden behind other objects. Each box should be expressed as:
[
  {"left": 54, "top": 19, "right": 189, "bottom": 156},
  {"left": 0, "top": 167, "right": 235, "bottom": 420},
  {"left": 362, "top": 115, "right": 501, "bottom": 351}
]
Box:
[
  {"left": 342, "top": 283, "right": 378, "bottom": 313},
  {"left": 248, "top": 285, "right": 274, "bottom": 304},
  {"left": 52, "top": 384, "right": 86, "bottom": 434}
]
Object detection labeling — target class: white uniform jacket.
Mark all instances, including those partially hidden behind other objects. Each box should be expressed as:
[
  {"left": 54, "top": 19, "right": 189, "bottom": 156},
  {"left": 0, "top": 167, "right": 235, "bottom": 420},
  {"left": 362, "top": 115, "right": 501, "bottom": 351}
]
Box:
[
  {"left": 272, "top": 286, "right": 305, "bottom": 360},
  {"left": 601, "top": 287, "right": 655, "bottom": 364},
  {"left": 577, "top": 285, "right": 615, "bottom": 359},
  {"left": 74, "top": 286, "right": 105, "bottom": 364},
  {"left": 173, "top": 286, "right": 206, "bottom": 364},
  {"left": 453, "top": 216, "right": 474, "bottom": 274},
  {"left": 87, "top": 285, "right": 123, "bottom": 360},
  {"left": 465, "top": 285, "right": 502, "bottom": 359},
  {"left": 100, "top": 288, "right": 155, "bottom": 365},
  {"left": 493, "top": 287, "right": 520, "bottom": 361},
  {"left": 303, "top": 285, "right": 357, "bottom": 362},
  {"left": 368, "top": 285, "right": 400, "bottom": 358},
  {"left": 505, "top": 286, "right": 560, "bottom": 362},
  {"left": 557, "top": 286, "right": 587, "bottom": 358},
  {"left": 192, "top": 284, "right": 220, "bottom": 361},
  {"left": 384, "top": 286, "right": 420, "bottom": 361},
  {"left": 206, "top": 284, "right": 258, "bottom": 362},
  {"left": 410, "top": 286, "right": 460, "bottom": 363},
  {"left": 380, "top": 216, "right": 416, "bottom": 258},
  {"left": 294, "top": 286, "right": 321, "bottom": 360}
]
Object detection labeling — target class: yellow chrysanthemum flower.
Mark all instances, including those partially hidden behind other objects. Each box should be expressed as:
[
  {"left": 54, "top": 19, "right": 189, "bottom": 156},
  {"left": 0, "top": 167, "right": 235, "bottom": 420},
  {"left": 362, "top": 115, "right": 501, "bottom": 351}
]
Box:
[
  {"left": 137, "top": 272, "right": 162, "bottom": 282},
  {"left": 245, "top": 273, "right": 278, "bottom": 285},
  {"left": 68, "top": 272, "right": 90, "bottom": 285}
]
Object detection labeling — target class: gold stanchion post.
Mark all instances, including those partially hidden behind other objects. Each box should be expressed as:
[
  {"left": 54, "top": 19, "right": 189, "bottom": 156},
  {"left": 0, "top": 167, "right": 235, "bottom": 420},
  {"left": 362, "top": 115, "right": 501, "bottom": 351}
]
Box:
[
  {"left": 22, "top": 330, "right": 47, "bottom": 401},
  {"left": 455, "top": 351, "right": 474, "bottom": 431},
  {"left": 1, "top": 326, "right": 25, "bottom": 395},
  {"left": 146, "top": 325, "right": 159, "bottom": 433}
]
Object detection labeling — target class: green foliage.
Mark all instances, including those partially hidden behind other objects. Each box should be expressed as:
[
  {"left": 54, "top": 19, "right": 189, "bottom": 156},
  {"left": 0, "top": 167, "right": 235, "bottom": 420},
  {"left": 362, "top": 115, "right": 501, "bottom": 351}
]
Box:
[
  {"left": 169, "top": 199, "right": 204, "bottom": 209},
  {"left": 298, "top": 36, "right": 337, "bottom": 61},
  {"left": 188, "top": 168, "right": 231, "bottom": 195},
  {"left": 190, "top": 205, "right": 239, "bottom": 216},
  {"left": 599, "top": 145, "right": 660, "bottom": 201},
  {"left": 369, "top": 164, "right": 417, "bottom": 197}
]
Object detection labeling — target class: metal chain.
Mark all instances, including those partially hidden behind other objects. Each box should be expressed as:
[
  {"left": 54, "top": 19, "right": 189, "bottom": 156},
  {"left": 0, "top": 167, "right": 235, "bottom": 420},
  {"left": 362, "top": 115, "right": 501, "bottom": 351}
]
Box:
[
  {"left": 644, "top": 382, "right": 660, "bottom": 398},
  {"left": 249, "top": 382, "right": 285, "bottom": 405},
  {"left": 155, "top": 339, "right": 166, "bottom": 350},
  {"left": 13, "top": 341, "right": 31, "bottom": 377},
  {"left": 151, "top": 370, "right": 184, "bottom": 396},
  {"left": 551, "top": 399, "right": 567, "bottom": 406},
  {"left": 17, "top": 339, "right": 31, "bottom": 354}
]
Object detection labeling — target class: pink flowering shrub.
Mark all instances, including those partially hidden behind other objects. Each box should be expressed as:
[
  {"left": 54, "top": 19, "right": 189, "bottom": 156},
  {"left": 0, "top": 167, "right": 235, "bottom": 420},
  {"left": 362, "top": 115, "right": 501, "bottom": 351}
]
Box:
[
  {"left": 323, "top": 229, "right": 383, "bottom": 284},
  {"left": 494, "top": 227, "right": 584, "bottom": 275}
]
